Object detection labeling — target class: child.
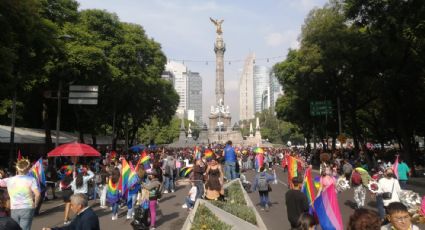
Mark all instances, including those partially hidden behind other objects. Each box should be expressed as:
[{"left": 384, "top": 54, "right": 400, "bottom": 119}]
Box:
[
  {"left": 381, "top": 202, "right": 420, "bottom": 230},
  {"left": 182, "top": 182, "right": 197, "bottom": 210}
]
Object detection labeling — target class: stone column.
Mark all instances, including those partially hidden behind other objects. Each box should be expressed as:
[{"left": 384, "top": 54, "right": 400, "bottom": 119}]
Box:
[{"left": 214, "top": 35, "right": 225, "bottom": 105}]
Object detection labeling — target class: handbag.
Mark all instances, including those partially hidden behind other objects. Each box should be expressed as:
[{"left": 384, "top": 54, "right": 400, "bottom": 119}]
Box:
[{"left": 382, "top": 181, "right": 394, "bottom": 200}]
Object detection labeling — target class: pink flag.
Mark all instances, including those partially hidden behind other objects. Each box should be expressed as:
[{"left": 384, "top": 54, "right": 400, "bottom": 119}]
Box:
[
  {"left": 392, "top": 155, "right": 399, "bottom": 179},
  {"left": 17, "top": 149, "right": 22, "bottom": 160}
]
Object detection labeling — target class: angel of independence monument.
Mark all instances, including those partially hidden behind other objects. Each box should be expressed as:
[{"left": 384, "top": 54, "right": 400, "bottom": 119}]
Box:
[{"left": 206, "top": 18, "right": 243, "bottom": 144}]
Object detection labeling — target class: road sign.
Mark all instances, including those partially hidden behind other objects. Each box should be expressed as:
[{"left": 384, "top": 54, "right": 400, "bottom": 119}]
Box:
[
  {"left": 68, "top": 85, "right": 98, "bottom": 105},
  {"left": 310, "top": 100, "right": 332, "bottom": 116}
]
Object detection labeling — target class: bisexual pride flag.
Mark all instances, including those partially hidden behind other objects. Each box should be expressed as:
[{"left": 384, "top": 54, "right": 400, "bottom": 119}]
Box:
[{"left": 313, "top": 183, "right": 343, "bottom": 230}]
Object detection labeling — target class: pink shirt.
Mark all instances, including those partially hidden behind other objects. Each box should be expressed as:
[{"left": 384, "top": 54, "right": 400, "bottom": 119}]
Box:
[{"left": 320, "top": 175, "right": 335, "bottom": 189}]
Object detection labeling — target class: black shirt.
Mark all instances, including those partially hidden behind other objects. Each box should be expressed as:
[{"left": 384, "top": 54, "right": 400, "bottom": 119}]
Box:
[{"left": 285, "top": 189, "right": 309, "bottom": 228}]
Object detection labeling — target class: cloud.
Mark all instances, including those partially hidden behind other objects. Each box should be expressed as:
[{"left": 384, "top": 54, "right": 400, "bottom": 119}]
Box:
[{"left": 265, "top": 30, "right": 299, "bottom": 49}]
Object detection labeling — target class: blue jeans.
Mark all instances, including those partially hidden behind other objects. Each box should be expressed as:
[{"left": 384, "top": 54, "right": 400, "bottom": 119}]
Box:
[
  {"left": 185, "top": 196, "right": 195, "bottom": 209},
  {"left": 376, "top": 194, "right": 385, "bottom": 219},
  {"left": 164, "top": 176, "right": 175, "bottom": 192},
  {"left": 399, "top": 180, "right": 407, "bottom": 189},
  {"left": 112, "top": 202, "right": 119, "bottom": 215},
  {"left": 127, "top": 193, "right": 137, "bottom": 217},
  {"left": 225, "top": 161, "right": 236, "bottom": 180},
  {"left": 258, "top": 191, "right": 269, "bottom": 208},
  {"left": 195, "top": 181, "right": 204, "bottom": 199},
  {"left": 11, "top": 208, "right": 34, "bottom": 230}
]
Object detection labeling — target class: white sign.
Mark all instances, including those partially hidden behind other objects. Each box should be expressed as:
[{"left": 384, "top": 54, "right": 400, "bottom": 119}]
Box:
[{"left": 68, "top": 85, "right": 98, "bottom": 105}]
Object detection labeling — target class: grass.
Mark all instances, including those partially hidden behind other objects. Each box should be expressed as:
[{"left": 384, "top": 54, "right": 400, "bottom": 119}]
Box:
[
  {"left": 210, "top": 181, "right": 257, "bottom": 225},
  {"left": 191, "top": 204, "right": 232, "bottom": 230}
]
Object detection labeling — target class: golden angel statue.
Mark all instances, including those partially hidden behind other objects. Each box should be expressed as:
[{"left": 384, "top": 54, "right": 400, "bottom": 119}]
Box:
[{"left": 210, "top": 17, "right": 224, "bottom": 35}]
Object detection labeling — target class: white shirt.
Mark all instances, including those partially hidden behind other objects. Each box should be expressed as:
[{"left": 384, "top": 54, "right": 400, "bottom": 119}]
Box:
[
  {"left": 378, "top": 177, "right": 401, "bottom": 206},
  {"left": 71, "top": 170, "right": 95, "bottom": 194},
  {"left": 189, "top": 186, "right": 197, "bottom": 201}
]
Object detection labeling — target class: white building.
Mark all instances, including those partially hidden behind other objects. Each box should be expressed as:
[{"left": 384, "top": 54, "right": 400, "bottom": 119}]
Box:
[
  {"left": 165, "top": 61, "right": 188, "bottom": 118},
  {"left": 239, "top": 53, "right": 256, "bottom": 121}
]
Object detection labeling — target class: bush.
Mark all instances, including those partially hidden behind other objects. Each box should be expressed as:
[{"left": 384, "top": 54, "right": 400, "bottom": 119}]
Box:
[
  {"left": 191, "top": 204, "right": 231, "bottom": 230},
  {"left": 209, "top": 181, "right": 257, "bottom": 225},
  {"left": 226, "top": 182, "right": 247, "bottom": 205},
  {"left": 211, "top": 201, "right": 257, "bottom": 225}
]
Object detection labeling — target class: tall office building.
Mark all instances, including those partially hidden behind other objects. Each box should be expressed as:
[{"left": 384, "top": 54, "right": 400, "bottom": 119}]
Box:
[
  {"left": 165, "top": 61, "right": 187, "bottom": 118},
  {"left": 163, "top": 61, "right": 203, "bottom": 124},
  {"left": 253, "top": 65, "right": 270, "bottom": 113},
  {"left": 187, "top": 71, "right": 203, "bottom": 125},
  {"left": 239, "top": 53, "right": 256, "bottom": 121}
]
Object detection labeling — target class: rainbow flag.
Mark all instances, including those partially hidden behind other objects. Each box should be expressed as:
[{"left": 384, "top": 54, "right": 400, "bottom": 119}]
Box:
[
  {"left": 313, "top": 184, "right": 343, "bottom": 230},
  {"left": 255, "top": 154, "right": 264, "bottom": 172},
  {"left": 128, "top": 162, "right": 139, "bottom": 189},
  {"left": 121, "top": 159, "right": 137, "bottom": 195},
  {"left": 287, "top": 156, "right": 298, "bottom": 188},
  {"left": 136, "top": 151, "right": 150, "bottom": 171},
  {"left": 253, "top": 147, "right": 264, "bottom": 154},
  {"left": 61, "top": 165, "right": 73, "bottom": 176},
  {"left": 204, "top": 149, "right": 213, "bottom": 160},
  {"left": 106, "top": 178, "right": 120, "bottom": 204},
  {"left": 314, "top": 176, "right": 321, "bottom": 190},
  {"left": 179, "top": 167, "right": 193, "bottom": 178},
  {"left": 28, "top": 158, "right": 46, "bottom": 191},
  {"left": 301, "top": 168, "right": 316, "bottom": 206},
  {"left": 392, "top": 155, "right": 399, "bottom": 179}
]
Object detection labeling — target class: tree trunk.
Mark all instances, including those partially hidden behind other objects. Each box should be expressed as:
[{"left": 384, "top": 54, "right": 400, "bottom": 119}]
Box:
[{"left": 42, "top": 101, "right": 53, "bottom": 151}]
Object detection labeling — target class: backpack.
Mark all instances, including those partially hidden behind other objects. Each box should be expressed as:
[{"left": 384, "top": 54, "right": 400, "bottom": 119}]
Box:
[
  {"left": 258, "top": 174, "right": 269, "bottom": 191},
  {"left": 351, "top": 170, "right": 362, "bottom": 185}
]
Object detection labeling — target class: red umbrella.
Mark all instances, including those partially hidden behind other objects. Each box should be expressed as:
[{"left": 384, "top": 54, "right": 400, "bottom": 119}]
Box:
[{"left": 47, "top": 142, "right": 100, "bottom": 157}]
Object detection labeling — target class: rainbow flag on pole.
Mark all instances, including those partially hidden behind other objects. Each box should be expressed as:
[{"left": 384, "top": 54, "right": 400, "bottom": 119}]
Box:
[
  {"left": 204, "top": 149, "right": 213, "bottom": 161},
  {"left": 194, "top": 146, "right": 202, "bottom": 160},
  {"left": 28, "top": 158, "right": 46, "bottom": 191},
  {"left": 313, "top": 183, "right": 343, "bottom": 230},
  {"left": 301, "top": 168, "right": 316, "bottom": 206},
  {"left": 136, "top": 151, "right": 150, "bottom": 171},
  {"left": 179, "top": 167, "right": 193, "bottom": 178}
]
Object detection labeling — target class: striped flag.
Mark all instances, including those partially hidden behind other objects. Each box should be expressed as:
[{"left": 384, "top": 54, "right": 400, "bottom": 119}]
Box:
[
  {"left": 313, "top": 183, "right": 343, "bottom": 230},
  {"left": 287, "top": 156, "right": 298, "bottom": 188},
  {"left": 301, "top": 168, "right": 316, "bottom": 206},
  {"left": 27, "top": 158, "right": 46, "bottom": 191}
]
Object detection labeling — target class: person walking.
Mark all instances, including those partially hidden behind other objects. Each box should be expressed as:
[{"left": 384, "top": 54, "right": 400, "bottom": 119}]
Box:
[
  {"left": 163, "top": 155, "right": 176, "bottom": 193},
  {"left": 252, "top": 166, "right": 275, "bottom": 210},
  {"left": 107, "top": 168, "right": 120, "bottom": 221},
  {"left": 205, "top": 156, "right": 224, "bottom": 201},
  {"left": 70, "top": 168, "right": 94, "bottom": 196},
  {"left": 378, "top": 168, "right": 402, "bottom": 212},
  {"left": 193, "top": 159, "right": 205, "bottom": 199},
  {"left": 223, "top": 141, "right": 237, "bottom": 180},
  {"left": 397, "top": 157, "right": 410, "bottom": 189},
  {"left": 285, "top": 177, "right": 309, "bottom": 229},
  {"left": 60, "top": 174, "right": 73, "bottom": 225},
  {"left": 143, "top": 172, "right": 161, "bottom": 230},
  {"left": 351, "top": 167, "right": 371, "bottom": 209},
  {"left": 42, "top": 194, "right": 100, "bottom": 230},
  {"left": 0, "top": 159, "right": 40, "bottom": 230}
]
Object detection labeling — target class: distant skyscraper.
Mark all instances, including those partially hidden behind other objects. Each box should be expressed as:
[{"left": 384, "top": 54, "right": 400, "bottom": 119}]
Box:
[
  {"left": 239, "top": 53, "right": 255, "bottom": 121},
  {"left": 187, "top": 71, "right": 203, "bottom": 125},
  {"left": 253, "top": 65, "right": 270, "bottom": 113},
  {"left": 269, "top": 71, "right": 283, "bottom": 109},
  {"left": 163, "top": 61, "right": 203, "bottom": 124},
  {"left": 165, "top": 61, "right": 187, "bottom": 118}
]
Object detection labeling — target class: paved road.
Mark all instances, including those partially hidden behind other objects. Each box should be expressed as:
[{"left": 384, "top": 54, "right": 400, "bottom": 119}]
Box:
[
  {"left": 244, "top": 166, "right": 425, "bottom": 230},
  {"left": 32, "top": 181, "right": 191, "bottom": 230},
  {"left": 32, "top": 168, "right": 425, "bottom": 230}
]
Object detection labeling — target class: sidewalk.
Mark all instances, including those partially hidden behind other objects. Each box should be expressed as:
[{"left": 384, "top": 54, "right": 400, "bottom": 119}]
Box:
[{"left": 408, "top": 177, "right": 425, "bottom": 187}]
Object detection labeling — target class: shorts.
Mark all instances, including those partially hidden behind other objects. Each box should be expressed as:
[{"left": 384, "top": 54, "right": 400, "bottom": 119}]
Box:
[{"left": 62, "top": 189, "right": 73, "bottom": 203}]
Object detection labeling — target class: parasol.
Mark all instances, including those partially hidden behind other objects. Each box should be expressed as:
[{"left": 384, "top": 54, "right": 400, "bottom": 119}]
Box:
[{"left": 47, "top": 142, "right": 100, "bottom": 157}]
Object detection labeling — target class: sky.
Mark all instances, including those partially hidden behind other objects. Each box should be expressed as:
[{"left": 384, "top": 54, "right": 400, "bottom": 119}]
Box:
[{"left": 77, "top": 0, "right": 328, "bottom": 123}]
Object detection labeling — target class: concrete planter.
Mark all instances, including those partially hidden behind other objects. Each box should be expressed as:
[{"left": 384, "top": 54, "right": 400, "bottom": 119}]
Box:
[{"left": 182, "top": 178, "right": 267, "bottom": 230}]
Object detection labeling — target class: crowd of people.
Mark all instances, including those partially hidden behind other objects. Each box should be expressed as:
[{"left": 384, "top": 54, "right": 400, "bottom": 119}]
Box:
[{"left": 0, "top": 142, "right": 423, "bottom": 230}]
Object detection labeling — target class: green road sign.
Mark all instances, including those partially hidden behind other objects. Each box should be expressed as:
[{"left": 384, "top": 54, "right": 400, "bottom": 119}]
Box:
[{"left": 310, "top": 100, "right": 332, "bottom": 116}]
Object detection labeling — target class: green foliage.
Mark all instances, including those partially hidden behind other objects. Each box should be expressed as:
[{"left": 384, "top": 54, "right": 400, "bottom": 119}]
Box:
[
  {"left": 191, "top": 204, "right": 231, "bottom": 230},
  {"left": 210, "top": 182, "right": 257, "bottom": 225},
  {"left": 274, "top": 0, "right": 425, "bottom": 161}
]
